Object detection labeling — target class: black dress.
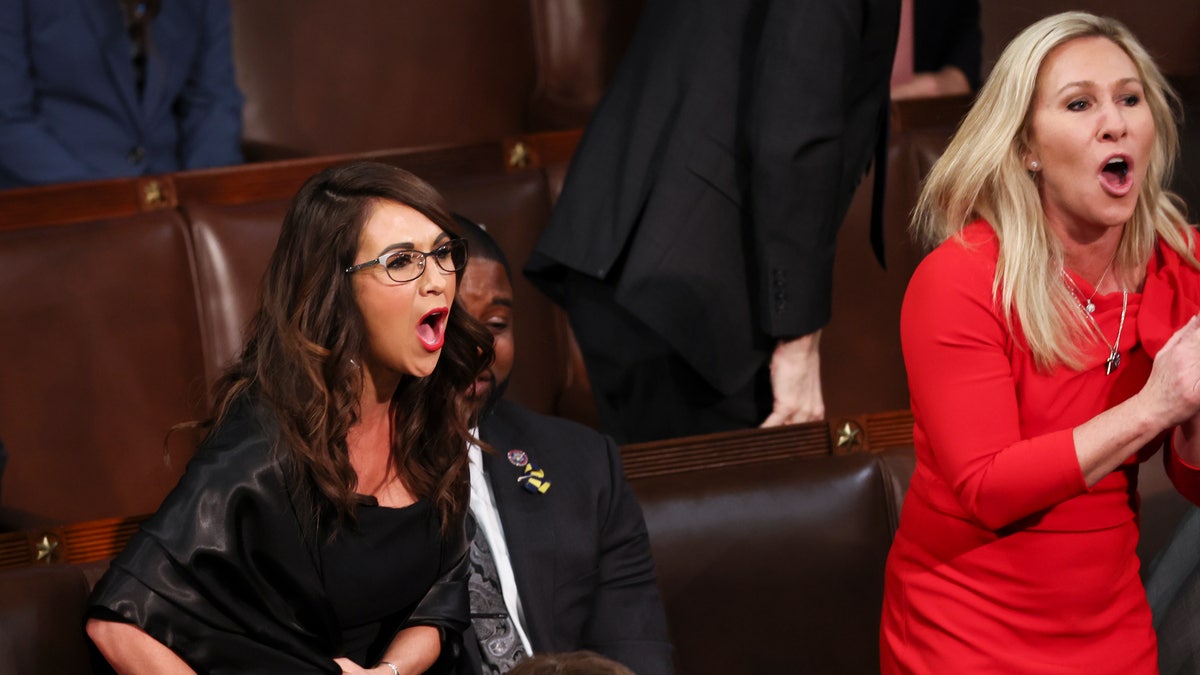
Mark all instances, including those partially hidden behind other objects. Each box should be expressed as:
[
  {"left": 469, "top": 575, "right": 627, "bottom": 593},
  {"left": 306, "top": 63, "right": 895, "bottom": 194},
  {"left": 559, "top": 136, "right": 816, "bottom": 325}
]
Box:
[
  {"left": 323, "top": 498, "right": 442, "bottom": 664},
  {"left": 88, "top": 398, "right": 469, "bottom": 674}
]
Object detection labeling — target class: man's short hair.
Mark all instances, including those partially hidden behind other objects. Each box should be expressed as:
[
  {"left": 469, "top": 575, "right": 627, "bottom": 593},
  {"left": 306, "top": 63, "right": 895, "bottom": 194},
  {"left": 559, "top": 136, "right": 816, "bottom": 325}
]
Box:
[{"left": 453, "top": 213, "right": 511, "bottom": 280}]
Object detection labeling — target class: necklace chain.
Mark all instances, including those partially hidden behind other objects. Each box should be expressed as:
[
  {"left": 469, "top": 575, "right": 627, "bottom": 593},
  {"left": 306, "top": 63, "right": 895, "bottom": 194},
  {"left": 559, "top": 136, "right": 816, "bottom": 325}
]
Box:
[
  {"left": 1062, "top": 269, "right": 1127, "bottom": 375},
  {"left": 1065, "top": 251, "right": 1117, "bottom": 314}
]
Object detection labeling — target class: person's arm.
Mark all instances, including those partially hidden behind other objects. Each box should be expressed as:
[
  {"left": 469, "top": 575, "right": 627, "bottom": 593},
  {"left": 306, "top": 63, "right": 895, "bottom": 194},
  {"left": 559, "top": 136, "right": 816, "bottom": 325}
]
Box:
[
  {"left": 761, "top": 330, "right": 824, "bottom": 426},
  {"left": 746, "top": 1, "right": 864, "bottom": 341},
  {"left": 333, "top": 626, "right": 441, "bottom": 675},
  {"left": 582, "top": 435, "right": 674, "bottom": 675},
  {"left": 173, "top": 0, "right": 243, "bottom": 169},
  {"left": 1166, "top": 416, "right": 1200, "bottom": 501},
  {"left": 905, "top": 239, "right": 1200, "bottom": 531},
  {"left": 890, "top": 66, "right": 971, "bottom": 100},
  {"left": 87, "top": 401, "right": 344, "bottom": 673},
  {"left": 385, "top": 516, "right": 471, "bottom": 673},
  {"left": 905, "top": 246, "right": 1086, "bottom": 529},
  {"left": 0, "top": 1, "right": 105, "bottom": 186},
  {"left": 1071, "top": 315, "right": 1200, "bottom": 486},
  {"left": 86, "top": 619, "right": 196, "bottom": 675},
  {"left": 745, "top": 1, "right": 896, "bottom": 424}
]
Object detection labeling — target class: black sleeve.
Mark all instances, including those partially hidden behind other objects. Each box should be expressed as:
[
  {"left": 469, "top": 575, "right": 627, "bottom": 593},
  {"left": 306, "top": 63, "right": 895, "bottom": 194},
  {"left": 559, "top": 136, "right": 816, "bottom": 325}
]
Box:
[
  {"left": 401, "top": 511, "right": 471, "bottom": 671},
  {"left": 747, "top": 0, "right": 896, "bottom": 337},
  {"left": 583, "top": 435, "right": 675, "bottom": 675},
  {"left": 87, "top": 402, "right": 341, "bottom": 675}
]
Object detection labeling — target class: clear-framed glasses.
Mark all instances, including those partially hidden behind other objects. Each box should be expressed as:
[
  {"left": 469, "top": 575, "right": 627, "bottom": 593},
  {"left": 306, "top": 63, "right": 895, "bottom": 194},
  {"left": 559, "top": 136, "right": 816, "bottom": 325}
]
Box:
[{"left": 344, "top": 238, "right": 469, "bottom": 283}]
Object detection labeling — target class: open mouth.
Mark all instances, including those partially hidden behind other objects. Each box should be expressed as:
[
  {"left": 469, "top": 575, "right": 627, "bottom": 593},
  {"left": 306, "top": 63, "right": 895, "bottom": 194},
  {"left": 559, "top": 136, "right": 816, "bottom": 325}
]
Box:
[
  {"left": 1099, "top": 155, "right": 1133, "bottom": 196},
  {"left": 417, "top": 307, "right": 448, "bottom": 352}
]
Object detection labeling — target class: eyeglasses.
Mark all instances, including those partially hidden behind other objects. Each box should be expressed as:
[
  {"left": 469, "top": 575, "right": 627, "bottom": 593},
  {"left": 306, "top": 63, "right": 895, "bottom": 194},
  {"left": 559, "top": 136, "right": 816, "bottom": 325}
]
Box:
[{"left": 344, "top": 238, "right": 469, "bottom": 283}]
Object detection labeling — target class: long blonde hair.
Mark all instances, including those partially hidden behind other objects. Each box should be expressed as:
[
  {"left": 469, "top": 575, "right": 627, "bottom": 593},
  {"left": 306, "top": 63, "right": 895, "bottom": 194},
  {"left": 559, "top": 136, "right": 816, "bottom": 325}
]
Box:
[{"left": 913, "top": 11, "right": 1194, "bottom": 370}]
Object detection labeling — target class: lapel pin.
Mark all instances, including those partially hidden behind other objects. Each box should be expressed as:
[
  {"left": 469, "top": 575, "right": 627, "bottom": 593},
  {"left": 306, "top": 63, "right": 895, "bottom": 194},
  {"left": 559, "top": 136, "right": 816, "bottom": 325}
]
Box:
[
  {"left": 507, "top": 449, "right": 528, "bottom": 466},
  {"left": 516, "top": 460, "right": 551, "bottom": 495}
]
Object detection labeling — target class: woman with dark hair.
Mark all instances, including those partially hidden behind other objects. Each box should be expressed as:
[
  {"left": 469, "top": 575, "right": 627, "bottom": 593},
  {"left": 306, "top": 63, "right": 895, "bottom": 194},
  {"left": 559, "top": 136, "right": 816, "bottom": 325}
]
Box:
[{"left": 86, "top": 161, "right": 493, "bottom": 674}]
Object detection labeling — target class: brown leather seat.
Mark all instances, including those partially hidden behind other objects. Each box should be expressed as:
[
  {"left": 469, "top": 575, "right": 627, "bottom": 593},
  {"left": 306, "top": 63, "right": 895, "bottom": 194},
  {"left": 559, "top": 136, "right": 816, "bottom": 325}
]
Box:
[
  {"left": 0, "top": 210, "right": 205, "bottom": 530},
  {"left": 0, "top": 564, "right": 98, "bottom": 673},
  {"left": 632, "top": 448, "right": 908, "bottom": 675},
  {"left": 230, "top": 1, "right": 645, "bottom": 158},
  {"left": 185, "top": 199, "right": 292, "bottom": 387}
]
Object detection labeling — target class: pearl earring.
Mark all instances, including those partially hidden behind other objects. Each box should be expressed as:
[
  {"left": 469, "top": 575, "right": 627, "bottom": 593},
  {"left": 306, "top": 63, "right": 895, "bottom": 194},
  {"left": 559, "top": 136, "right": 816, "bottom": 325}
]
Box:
[{"left": 1029, "top": 161, "right": 1040, "bottom": 171}]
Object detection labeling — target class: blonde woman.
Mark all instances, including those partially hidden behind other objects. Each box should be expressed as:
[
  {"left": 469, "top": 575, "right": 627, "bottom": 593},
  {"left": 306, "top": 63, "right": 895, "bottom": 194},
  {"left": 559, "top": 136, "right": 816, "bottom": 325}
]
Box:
[{"left": 881, "top": 12, "right": 1200, "bottom": 673}]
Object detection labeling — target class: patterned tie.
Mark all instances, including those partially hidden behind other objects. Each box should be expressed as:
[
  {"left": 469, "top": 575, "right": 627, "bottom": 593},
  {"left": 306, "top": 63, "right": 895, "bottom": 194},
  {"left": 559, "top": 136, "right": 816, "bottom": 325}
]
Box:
[{"left": 466, "top": 514, "right": 527, "bottom": 674}]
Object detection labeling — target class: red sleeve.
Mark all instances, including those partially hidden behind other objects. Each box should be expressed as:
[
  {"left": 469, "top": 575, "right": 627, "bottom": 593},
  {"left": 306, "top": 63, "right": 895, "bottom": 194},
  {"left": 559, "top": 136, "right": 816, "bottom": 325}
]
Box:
[
  {"left": 1166, "top": 434, "right": 1200, "bottom": 505},
  {"left": 1143, "top": 236, "right": 1200, "bottom": 505},
  {"left": 902, "top": 231, "right": 1087, "bottom": 530}
]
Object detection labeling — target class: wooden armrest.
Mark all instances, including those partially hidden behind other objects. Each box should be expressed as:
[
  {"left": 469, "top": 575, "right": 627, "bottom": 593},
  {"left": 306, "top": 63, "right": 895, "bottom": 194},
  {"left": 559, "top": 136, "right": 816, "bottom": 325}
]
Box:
[{"left": 0, "top": 514, "right": 149, "bottom": 571}]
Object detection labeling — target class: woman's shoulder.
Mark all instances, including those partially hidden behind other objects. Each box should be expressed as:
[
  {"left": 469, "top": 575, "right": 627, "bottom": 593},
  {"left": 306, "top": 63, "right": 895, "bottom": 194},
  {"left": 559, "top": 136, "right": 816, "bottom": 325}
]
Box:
[
  {"left": 198, "top": 395, "right": 275, "bottom": 457},
  {"left": 910, "top": 220, "right": 999, "bottom": 292},
  {"left": 166, "top": 397, "right": 282, "bottom": 505},
  {"left": 1154, "top": 226, "right": 1200, "bottom": 261},
  {"left": 924, "top": 219, "right": 998, "bottom": 262}
]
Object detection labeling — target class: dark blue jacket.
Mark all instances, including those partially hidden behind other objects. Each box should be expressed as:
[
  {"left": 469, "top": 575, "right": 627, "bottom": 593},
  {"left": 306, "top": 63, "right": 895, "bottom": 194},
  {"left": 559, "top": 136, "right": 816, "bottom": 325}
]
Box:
[{"left": 0, "top": 0, "right": 243, "bottom": 189}]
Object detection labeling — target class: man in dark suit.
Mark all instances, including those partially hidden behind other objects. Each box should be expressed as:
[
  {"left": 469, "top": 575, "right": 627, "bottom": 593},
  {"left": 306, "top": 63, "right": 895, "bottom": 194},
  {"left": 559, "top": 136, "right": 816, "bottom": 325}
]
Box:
[
  {"left": 0, "top": 0, "right": 243, "bottom": 189},
  {"left": 526, "top": 0, "right": 900, "bottom": 443},
  {"left": 455, "top": 215, "right": 673, "bottom": 675}
]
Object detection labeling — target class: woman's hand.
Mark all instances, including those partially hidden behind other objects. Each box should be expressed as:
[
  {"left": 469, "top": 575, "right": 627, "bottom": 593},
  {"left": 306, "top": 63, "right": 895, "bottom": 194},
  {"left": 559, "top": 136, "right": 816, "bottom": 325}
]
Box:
[
  {"left": 1150, "top": 314, "right": 1200, "bottom": 466},
  {"left": 344, "top": 626, "right": 440, "bottom": 675},
  {"left": 1076, "top": 314, "right": 1200, "bottom": 485},
  {"left": 1140, "top": 314, "right": 1200, "bottom": 427}
]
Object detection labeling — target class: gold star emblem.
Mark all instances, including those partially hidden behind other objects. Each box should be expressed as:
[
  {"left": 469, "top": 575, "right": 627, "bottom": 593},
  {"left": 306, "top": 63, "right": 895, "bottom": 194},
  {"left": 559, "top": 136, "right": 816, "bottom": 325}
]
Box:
[
  {"left": 507, "top": 141, "right": 532, "bottom": 168},
  {"left": 36, "top": 534, "right": 59, "bottom": 563},
  {"left": 836, "top": 421, "right": 862, "bottom": 449},
  {"left": 142, "top": 180, "right": 164, "bottom": 205}
]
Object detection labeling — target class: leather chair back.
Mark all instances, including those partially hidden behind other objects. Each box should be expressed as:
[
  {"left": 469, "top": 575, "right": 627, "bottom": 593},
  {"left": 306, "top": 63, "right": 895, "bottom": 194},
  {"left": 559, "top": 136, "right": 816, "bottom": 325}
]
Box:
[
  {"left": 0, "top": 564, "right": 98, "bottom": 673},
  {"left": 0, "top": 211, "right": 205, "bottom": 530},
  {"left": 633, "top": 450, "right": 902, "bottom": 675}
]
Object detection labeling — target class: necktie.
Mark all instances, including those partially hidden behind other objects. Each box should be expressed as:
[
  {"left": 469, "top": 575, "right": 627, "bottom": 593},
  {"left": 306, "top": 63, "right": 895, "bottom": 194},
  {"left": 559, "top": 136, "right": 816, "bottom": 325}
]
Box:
[
  {"left": 119, "top": 0, "right": 160, "bottom": 99},
  {"left": 466, "top": 514, "right": 527, "bottom": 674}
]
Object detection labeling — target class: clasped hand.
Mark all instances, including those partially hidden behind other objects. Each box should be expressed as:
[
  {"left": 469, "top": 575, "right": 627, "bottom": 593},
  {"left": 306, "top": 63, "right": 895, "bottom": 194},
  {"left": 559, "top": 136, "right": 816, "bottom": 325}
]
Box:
[{"left": 1143, "top": 314, "right": 1200, "bottom": 428}]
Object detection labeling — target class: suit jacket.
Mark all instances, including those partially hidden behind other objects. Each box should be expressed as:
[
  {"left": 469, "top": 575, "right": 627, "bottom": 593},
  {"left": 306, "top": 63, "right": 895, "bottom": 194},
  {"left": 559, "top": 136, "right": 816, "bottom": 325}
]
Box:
[
  {"left": 464, "top": 399, "right": 674, "bottom": 675},
  {"left": 527, "top": 0, "right": 899, "bottom": 396},
  {"left": 0, "top": 0, "right": 243, "bottom": 189}
]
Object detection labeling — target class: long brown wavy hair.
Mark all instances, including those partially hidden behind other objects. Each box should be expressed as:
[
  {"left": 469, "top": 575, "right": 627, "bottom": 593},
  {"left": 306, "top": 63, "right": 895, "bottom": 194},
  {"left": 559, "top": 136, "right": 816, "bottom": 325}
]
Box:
[{"left": 207, "top": 161, "right": 493, "bottom": 536}]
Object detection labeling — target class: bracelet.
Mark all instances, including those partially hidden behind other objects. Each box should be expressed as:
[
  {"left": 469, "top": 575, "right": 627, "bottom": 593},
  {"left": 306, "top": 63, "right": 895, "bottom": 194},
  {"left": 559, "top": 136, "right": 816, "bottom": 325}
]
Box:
[{"left": 379, "top": 662, "right": 400, "bottom": 675}]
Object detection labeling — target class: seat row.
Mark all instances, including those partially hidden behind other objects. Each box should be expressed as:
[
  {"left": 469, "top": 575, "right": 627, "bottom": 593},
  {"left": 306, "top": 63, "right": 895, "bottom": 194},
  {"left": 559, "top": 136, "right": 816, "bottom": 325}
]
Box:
[
  {"left": 0, "top": 411, "right": 918, "bottom": 674},
  {"left": 0, "top": 96, "right": 968, "bottom": 531}
]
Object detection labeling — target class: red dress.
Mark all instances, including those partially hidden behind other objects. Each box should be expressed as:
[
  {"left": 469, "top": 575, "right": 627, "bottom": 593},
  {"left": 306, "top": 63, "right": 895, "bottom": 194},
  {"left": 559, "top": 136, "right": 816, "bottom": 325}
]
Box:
[{"left": 881, "top": 221, "right": 1200, "bottom": 673}]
